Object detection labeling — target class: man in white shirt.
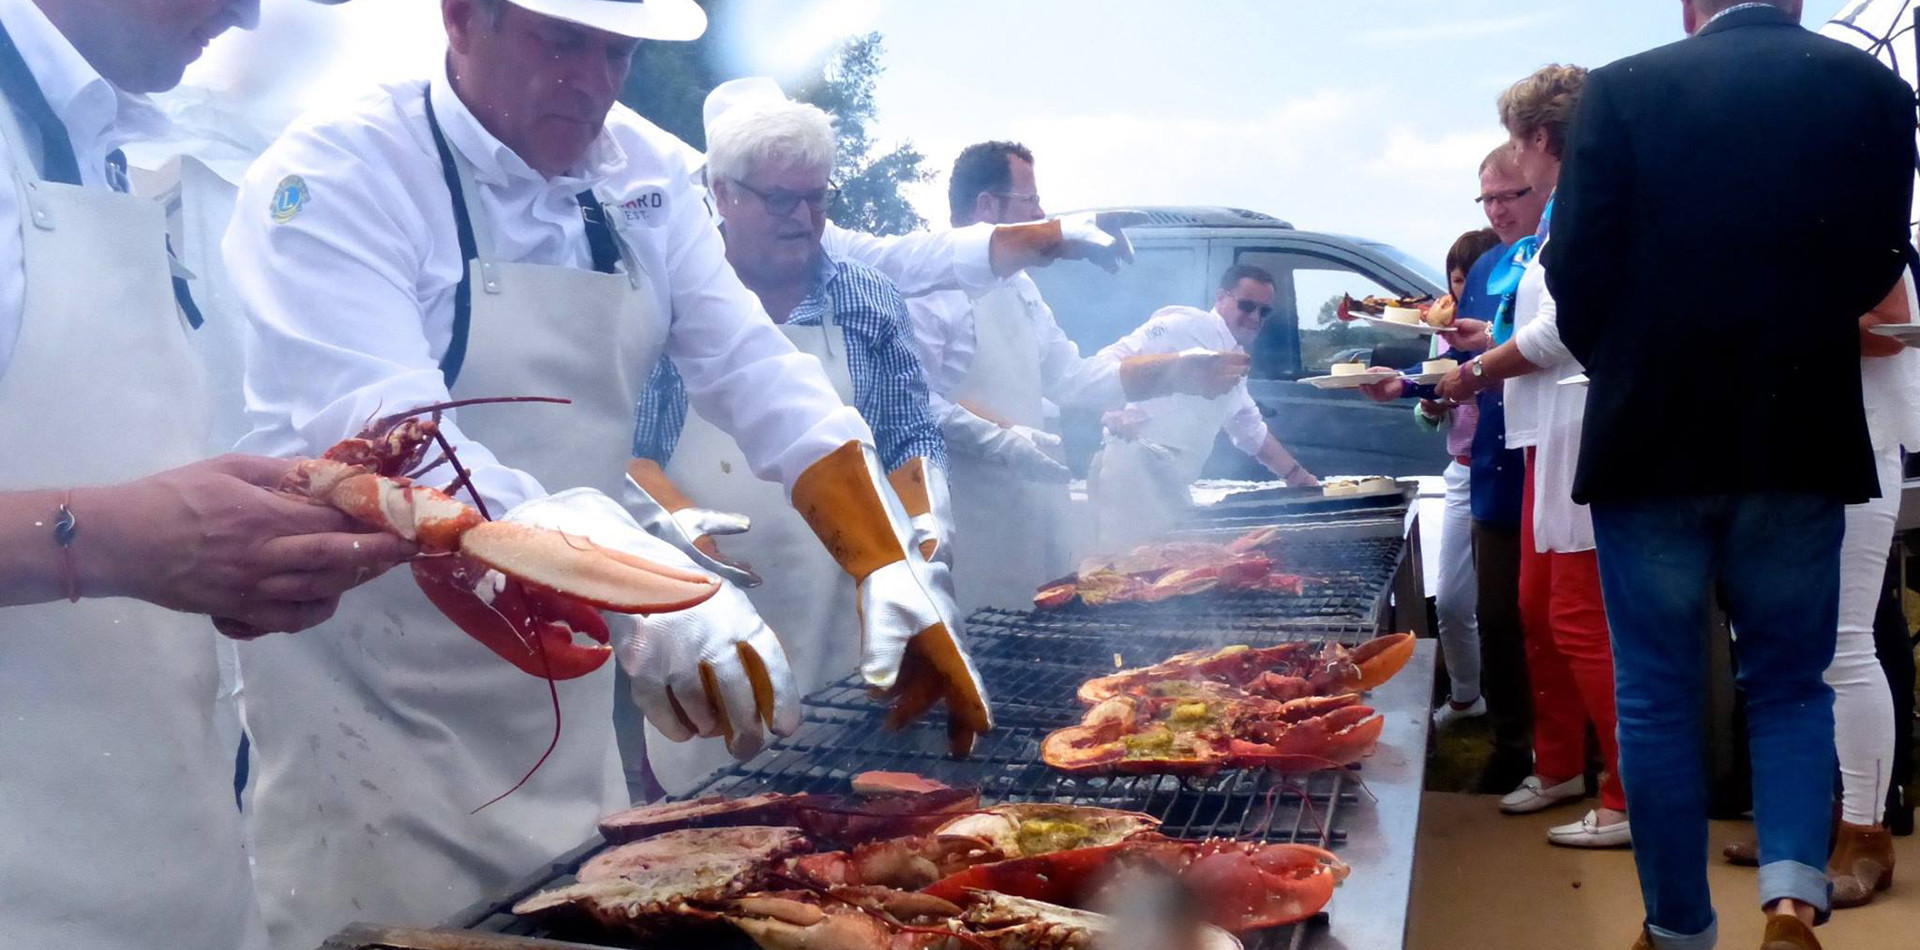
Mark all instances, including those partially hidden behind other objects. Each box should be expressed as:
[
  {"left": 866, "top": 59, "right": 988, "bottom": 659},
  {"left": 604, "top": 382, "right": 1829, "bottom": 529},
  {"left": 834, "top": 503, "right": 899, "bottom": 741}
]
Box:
[
  {"left": 0, "top": 2, "right": 416, "bottom": 949},
  {"left": 861, "top": 140, "right": 1249, "bottom": 612},
  {"left": 221, "top": 2, "right": 987, "bottom": 946},
  {"left": 1091, "top": 263, "right": 1319, "bottom": 550}
]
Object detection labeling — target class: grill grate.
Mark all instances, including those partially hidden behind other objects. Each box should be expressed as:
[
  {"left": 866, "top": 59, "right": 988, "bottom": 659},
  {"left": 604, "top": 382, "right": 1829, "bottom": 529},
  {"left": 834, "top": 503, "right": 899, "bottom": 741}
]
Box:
[{"left": 1041, "top": 535, "right": 1404, "bottom": 629}]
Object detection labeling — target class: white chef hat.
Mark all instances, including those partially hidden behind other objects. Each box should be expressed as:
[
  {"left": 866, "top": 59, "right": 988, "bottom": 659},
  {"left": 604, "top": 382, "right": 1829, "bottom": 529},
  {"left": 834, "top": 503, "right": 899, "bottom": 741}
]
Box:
[
  {"left": 506, "top": 0, "right": 706, "bottom": 41},
  {"left": 702, "top": 76, "right": 792, "bottom": 139}
]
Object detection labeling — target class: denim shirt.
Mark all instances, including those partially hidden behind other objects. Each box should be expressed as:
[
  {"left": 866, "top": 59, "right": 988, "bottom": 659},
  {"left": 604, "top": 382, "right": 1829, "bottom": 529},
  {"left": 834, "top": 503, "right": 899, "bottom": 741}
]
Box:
[{"left": 1464, "top": 243, "right": 1527, "bottom": 528}]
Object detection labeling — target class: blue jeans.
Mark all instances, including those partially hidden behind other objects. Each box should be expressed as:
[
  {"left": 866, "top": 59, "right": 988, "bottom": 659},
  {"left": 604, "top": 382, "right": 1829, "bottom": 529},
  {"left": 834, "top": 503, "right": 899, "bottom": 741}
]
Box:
[{"left": 1590, "top": 493, "right": 1842, "bottom": 950}]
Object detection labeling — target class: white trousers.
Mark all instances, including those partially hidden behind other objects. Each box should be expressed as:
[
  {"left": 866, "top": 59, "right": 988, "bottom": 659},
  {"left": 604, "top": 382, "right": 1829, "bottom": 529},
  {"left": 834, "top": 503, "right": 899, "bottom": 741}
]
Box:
[
  {"left": 1437, "top": 460, "right": 1482, "bottom": 703},
  {"left": 1829, "top": 445, "right": 1901, "bottom": 827}
]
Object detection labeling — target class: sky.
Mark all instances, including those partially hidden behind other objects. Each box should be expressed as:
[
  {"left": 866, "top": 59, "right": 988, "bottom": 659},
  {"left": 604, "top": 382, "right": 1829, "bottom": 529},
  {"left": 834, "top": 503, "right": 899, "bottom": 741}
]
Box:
[{"left": 179, "top": 0, "right": 1888, "bottom": 268}]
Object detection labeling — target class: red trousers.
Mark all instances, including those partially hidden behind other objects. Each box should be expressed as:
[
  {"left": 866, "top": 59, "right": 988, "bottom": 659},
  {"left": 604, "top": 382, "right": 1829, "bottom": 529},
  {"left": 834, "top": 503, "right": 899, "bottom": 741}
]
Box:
[{"left": 1519, "top": 451, "right": 1626, "bottom": 811}]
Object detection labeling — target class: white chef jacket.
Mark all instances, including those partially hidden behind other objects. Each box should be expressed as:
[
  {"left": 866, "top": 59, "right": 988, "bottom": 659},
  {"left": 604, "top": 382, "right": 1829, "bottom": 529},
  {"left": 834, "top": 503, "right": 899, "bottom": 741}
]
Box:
[
  {"left": 0, "top": 0, "right": 167, "bottom": 375},
  {"left": 821, "top": 222, "right": 997, "bottom": 298},
  {"left": 225, "top": 67, "right": 868, "bottom": 504},
  {"left": 1503, "top": 246, "right": 1595, "bottom": 553},
  {"left": 905, "top": 273, "right": 1128, "bottom": 420},
  {"left": 1100, "top": 304, "right": 1268, "bottom": 456}
]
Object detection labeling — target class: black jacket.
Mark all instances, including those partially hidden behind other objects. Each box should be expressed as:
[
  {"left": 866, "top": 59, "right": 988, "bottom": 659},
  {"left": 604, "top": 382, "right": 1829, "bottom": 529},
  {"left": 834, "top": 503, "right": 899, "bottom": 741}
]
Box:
[{"left": 1547, "top": 4, "right": 1915, "bottom": 505}]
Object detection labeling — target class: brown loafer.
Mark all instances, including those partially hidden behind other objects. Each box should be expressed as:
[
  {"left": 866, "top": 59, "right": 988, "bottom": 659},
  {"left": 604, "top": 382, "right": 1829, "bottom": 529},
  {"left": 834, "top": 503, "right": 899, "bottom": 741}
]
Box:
[
  {"left": 1631, "top": 928, "right": 1653, "bottom": 950},
  {"left": 1724, "top": 835, "right": 1760, "bottom": 867},
  {"left": 1829, "top": 820, "right": 1895, "bottom": 908},
  {"left": 1760, "top": 914, "right": 1821, "bottom": 950}
]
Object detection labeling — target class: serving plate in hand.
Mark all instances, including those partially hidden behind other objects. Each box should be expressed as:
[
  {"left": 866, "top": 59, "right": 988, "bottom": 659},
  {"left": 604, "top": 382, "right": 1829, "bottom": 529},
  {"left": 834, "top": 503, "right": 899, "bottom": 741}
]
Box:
[{"left": 1301, "top": 368, "right": 1400, "bottom": 390}]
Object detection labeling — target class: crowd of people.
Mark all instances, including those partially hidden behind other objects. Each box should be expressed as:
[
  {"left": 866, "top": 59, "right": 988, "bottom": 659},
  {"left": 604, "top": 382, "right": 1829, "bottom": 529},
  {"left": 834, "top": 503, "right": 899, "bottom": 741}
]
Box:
[
  {"left": 1, "top": 1, "right": 1916, "bottom": 950},
  {"left": 1359, "top": 2, "right": 1919, "bottom": 947}
]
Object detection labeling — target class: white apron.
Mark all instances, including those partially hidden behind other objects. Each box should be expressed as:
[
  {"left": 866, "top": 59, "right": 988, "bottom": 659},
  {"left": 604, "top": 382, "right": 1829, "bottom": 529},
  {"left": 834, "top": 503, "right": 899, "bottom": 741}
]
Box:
[
  {"left": 948, "top": 285, "right": 1070, "bottom": 614},
  {"left": 1090, "top": 389, "right": 1238, "bottom": 552},
  {"left": 236, "top": 95, "right": 666, "bottom": 950},
  {"left": 646, "top": 302, "right": 860, "bottom": 795},
  {"left": 0, "top": 69, "right": 264, "bottom": 950}
]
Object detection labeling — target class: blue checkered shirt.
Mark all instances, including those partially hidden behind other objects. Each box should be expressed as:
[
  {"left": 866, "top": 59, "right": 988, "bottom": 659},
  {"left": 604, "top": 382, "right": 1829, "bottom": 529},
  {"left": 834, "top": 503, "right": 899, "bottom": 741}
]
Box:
[{"left": 634, "top": 253, "right": 946, "bottom": 470}]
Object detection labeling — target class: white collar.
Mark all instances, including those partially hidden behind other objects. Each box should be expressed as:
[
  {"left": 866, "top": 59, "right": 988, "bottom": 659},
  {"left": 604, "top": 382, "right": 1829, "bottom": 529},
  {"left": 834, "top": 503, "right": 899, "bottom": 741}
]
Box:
[
  {"left": 429, "top": 58, "right": 625, "bottom": 192},
  {"left": 0, "top": 0, "right": 168, "bottom": 160}
]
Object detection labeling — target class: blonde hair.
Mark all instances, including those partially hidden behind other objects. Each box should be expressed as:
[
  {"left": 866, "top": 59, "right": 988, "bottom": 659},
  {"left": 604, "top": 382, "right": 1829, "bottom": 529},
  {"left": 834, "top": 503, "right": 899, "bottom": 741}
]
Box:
[{"left": 1497, "top": 64, "right": 1588, "bottom": 159}]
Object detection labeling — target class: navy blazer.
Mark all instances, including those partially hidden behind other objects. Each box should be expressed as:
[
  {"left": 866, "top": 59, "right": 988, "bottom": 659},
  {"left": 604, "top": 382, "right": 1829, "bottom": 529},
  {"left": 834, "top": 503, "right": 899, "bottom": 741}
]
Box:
[{"left": 1546, "top": 4, "right": 1916, "bottom": 505}]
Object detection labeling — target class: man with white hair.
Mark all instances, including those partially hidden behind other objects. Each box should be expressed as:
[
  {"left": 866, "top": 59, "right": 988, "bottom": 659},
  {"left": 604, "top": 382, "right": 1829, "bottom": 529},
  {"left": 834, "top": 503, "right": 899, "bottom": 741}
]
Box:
[
  {"left": 632, "top": 94, "right": 948, "bottom": 793},
  {"left": 221, "top": 1, "right": 993, "bottom": 945}
]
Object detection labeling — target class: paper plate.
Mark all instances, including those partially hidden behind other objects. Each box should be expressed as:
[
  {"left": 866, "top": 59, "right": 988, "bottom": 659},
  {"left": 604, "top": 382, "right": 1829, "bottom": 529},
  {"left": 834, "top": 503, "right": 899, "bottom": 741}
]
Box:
[{"left": 1301, "top": 368, "right": 1401, "bottom": 390}]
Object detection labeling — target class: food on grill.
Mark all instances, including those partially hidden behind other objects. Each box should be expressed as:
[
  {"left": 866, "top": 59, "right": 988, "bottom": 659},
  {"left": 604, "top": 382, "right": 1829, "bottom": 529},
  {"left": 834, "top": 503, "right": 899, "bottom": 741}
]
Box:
[
  {"left": 1033, "top": 529, "right": 1308, "bottom": 610},
  {"left": 1321, "top": 475, "right": 1396, "bottom": 498},
  {"left": 721, "top": 886, "right": 1245, "bottom": 950},
  {"left": 514, "top": 825, "right": 811, "bottom": 936},
  {"left": 599, "top": 791, "right": 815, "bottom": 843},
  {"left": 789, "top": 804, "right": 1163, "bottom": 891},
  {"left": 850, "top": 771, "right": 952, "bottom": 797},
  {"left": 598, "top": 783, "right": 980, "bottom": 849},
  {"left": 1075, "top": 636, "right": 1416, "bottom": 706},
  {"left": 923, "top": 837, "right": 1349, "bottom": 934},
  {"left": 1336, "top": 292, "right": 1435, "bottom": 322},
  {"left": 1042, "top": 691, "right": 1383, "bottom": 776}
]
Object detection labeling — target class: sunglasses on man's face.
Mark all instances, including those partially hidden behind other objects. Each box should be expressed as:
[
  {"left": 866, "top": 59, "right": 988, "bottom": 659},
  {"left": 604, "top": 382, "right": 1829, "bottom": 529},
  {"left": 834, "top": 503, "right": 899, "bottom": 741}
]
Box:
[{"left": 1235, "top": 298, "right": 1275, "bottom": 319}]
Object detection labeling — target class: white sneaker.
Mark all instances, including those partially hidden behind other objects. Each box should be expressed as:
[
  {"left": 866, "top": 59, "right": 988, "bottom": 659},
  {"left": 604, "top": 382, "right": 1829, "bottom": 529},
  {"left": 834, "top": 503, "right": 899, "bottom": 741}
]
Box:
[
  {"left": 1431, "top": 695, "right": 1488, "bottom": 729},
  {"left": 1498, "top": 774, "right": 1586, "bottom": 814},
  {"left": 1547, "top": 809, "right": 1631, "bottom": 848}
]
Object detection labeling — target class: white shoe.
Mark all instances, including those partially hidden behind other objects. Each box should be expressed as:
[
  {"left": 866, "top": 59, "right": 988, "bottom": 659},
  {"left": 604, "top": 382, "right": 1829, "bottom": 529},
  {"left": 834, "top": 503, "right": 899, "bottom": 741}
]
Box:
[
  {"left": 1431, "top": 695, "right": 1488, "bottom": 729},
  {"left": 1547, "top": 809, "right": 1631, "bottom": 848},
  {"left": 1498, "top": 774, "right": 1586, "bottom": 814}
]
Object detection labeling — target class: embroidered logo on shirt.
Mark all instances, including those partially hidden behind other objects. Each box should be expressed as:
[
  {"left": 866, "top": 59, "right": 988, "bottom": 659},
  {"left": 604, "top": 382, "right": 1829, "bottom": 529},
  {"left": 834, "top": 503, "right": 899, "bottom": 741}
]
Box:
[
  {"left": 620, "top": 186, "right": 669, "bottom": 228},
  {"left": 270, "top": 175, "right": 309, "bottom": 224}
]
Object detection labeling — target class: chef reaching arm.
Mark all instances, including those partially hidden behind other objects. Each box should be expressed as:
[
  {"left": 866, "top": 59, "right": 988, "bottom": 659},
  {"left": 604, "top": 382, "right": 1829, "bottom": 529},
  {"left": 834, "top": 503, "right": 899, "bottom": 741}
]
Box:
[
  {"left": 1089, "top": 264, "right": 1317, "bottom": 551},
  {"left": 220, "top": 2, "right": 985, "bottom": 947},
  {"left": 0, "top": 2, "right": 416, "bottom": 950},
  {"left": 808, "top": 129, "right": 1250, "bottom": 612},
  {"left": 629, "top": 90, "right": 957, "bottom": 793}
]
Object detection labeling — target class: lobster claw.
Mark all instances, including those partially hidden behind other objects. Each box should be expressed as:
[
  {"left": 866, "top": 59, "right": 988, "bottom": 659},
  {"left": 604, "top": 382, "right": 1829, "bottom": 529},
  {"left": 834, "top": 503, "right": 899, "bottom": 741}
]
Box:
[{"left": 413, "top": 555, "right": 614, "bottom": 680}]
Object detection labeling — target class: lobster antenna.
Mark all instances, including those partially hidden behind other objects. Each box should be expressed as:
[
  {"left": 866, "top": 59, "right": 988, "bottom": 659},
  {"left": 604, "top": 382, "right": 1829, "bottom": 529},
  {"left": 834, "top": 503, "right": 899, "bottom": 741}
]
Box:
[{"left": 429, "top": 428, "right": 492, "bottom": 521}]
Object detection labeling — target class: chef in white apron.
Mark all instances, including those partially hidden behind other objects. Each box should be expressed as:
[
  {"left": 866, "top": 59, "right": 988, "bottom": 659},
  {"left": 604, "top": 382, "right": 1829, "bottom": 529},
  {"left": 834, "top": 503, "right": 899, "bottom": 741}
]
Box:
[
  {"left": 629, "top": 87, "right": 949, "bottom": 794},
  {"left": 221, "top": 4, "right": 987, "bottom": 946},
  {"left": 811, "top": 137, "right": 1252, "bottom": 616},
  {"left": 1090, "top": 264, "right": 1318, "bottom": 550},
  {"left": 0, "top": 2, "right": 416, "bottom": 948}
]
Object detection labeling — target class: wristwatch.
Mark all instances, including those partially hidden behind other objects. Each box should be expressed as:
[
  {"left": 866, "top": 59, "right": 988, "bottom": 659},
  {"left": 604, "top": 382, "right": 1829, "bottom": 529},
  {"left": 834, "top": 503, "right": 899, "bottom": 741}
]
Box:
[{"left": 1469, "top": 358, "right": 1488, "bottom": 384}]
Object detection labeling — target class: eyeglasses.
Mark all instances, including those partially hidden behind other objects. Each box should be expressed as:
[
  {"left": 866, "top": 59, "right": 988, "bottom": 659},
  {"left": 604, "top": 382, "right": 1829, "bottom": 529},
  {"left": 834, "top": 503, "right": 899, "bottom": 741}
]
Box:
[
  {"left": 730, "top": 178, "right": 839, "bottom": 216},
  {"left": 1234, "top": 298, "right": 1275, "bottom": 319},
  {"left": 990, "top": 191, "right": 1043, "bottom": 207},
  {"left": 1475, "top": 186, "right": 1534, "bottom": 206}
]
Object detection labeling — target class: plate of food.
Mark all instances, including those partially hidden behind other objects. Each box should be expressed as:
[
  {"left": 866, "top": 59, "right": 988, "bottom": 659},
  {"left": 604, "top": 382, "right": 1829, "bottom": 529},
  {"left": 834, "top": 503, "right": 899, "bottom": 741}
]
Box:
[
  {"left": 1320, "top": 475, "right": 1401, "bottom": 498},
  {"left": 1339, "top": 292, "right": 1455, "bottom": 334},
  {"left": 1399, "top": 357, "right": 1460, "bottom": 385},
  {"left": 1869, "top": 324, "right": 1920, "bottom": 348},
  {"left": 1301, "top": 362, "right": 1399, "bottom": 389}
]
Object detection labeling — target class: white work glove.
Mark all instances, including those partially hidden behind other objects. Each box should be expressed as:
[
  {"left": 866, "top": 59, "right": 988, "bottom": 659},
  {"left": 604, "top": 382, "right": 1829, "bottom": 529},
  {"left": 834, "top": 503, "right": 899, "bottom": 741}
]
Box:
[
  {"left": 1053, "top": 210, "right": 1149, "bottom": 273},
  {"left": 791, "top": 442, "right": 993, "bottom": 754},
  {"left": 505, "top": 488, "right": 798, "bottom": 760},
  {"left": 619, "top": 475, "right": 761, "bottom": 588},
  {"left": 945, "top": 407, "right": 1071, "bottom": 482}
]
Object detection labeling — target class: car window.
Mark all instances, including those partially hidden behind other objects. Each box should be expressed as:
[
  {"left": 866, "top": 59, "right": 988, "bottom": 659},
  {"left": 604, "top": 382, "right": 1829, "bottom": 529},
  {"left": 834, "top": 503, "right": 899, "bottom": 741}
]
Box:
[
  {"left": 1234, "top": 249, "right": 1428, "bottom": 378},
  {"left": 1027, "top": 246, "right": 1206, "bottom": 352}
]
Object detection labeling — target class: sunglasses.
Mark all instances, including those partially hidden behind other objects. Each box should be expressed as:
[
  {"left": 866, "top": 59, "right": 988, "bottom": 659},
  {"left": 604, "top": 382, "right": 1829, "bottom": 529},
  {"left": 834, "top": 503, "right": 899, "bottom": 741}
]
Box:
[
  {"left": 1475, "top": 186, "right": 1534, "bottom": 206},
  {"left": 731, "top": 178, "right": 840, "bottom": 216},
  {"left": 1234, "top": 297, "right": 1275, "bottom": 319}
]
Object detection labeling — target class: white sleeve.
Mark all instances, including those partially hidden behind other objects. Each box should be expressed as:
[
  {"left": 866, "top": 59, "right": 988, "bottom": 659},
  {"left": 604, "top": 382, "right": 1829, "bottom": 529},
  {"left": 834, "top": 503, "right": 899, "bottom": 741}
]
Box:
[
  {"left": 1028, "top": 278, "right": 1126, "bottom": 409},
  {"left": 1512, "top": 279, "right": 1575, "bottom": 370},
  {"left": 663, "top": 178, "right": 872, "bottom": 490},
  {"left": 223, "top": 125, "right": 547, "bottom": 514},
  {"left": 1222, "top": 382, "right": 1270, "bottom": 456},
  {"left": 822, "top": 222, "right": 998, "bottom": 296}
]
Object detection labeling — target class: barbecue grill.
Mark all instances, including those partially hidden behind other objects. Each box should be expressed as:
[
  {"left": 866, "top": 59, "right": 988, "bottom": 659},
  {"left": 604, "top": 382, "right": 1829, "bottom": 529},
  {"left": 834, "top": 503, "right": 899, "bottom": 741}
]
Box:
[{"left": 336, "top": 515, "right": 1430, "bottom": 950}]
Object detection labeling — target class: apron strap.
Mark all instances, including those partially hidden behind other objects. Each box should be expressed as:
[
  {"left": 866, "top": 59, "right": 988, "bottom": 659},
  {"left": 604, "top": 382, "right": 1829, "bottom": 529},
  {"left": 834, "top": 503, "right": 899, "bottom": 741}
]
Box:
[
  {"left": 578, "top": 190, "right": 619, "bottom": 275},
  {"left": 423, "top": 87, "right": 480, "bottom": 389},
  {"left": 0, "top": 19, "right": 78, "bottom": 185},
  {"left": 105, "top": 148, "right": 202, "bottom": 329}
]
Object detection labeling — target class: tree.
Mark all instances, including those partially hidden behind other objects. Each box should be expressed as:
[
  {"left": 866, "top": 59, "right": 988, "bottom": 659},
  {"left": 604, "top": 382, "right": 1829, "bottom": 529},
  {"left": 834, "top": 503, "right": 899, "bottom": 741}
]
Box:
[{"left": 620, "top": 3, "right": 932, "bottom": 235}]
